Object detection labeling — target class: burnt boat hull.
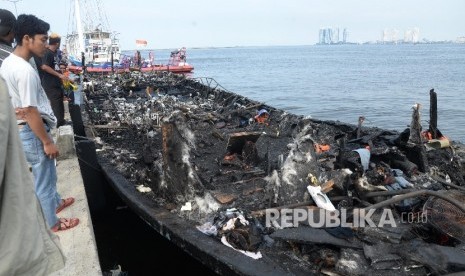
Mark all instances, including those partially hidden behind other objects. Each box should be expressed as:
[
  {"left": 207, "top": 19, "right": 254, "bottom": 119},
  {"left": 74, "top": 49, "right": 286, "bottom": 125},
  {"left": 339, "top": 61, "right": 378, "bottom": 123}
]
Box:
[
  {"left": 98, "top": 159, "right": 291, "bottom": 276},
  {"left": 79, "top": 73, "right": 465, "bottom": 275}
]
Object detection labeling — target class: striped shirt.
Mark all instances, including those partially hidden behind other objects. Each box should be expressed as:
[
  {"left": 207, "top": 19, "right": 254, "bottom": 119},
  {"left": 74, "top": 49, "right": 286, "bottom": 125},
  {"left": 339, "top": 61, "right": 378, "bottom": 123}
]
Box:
[{"left": 0, "top": 42, "right": 13, "bottom": 67}]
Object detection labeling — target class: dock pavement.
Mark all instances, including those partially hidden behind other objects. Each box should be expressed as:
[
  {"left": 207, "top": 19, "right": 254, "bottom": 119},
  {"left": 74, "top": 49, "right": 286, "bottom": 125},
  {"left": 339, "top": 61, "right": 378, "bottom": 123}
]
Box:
[{"left": 49, "top": 103, "right": 102, "bottom": 276}]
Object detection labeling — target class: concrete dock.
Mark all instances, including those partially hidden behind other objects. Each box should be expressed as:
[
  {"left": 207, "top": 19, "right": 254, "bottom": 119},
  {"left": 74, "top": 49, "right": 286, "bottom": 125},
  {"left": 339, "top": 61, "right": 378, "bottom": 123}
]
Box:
[{"left": 49, "top": 106, "right": 102, "bottom": 275}]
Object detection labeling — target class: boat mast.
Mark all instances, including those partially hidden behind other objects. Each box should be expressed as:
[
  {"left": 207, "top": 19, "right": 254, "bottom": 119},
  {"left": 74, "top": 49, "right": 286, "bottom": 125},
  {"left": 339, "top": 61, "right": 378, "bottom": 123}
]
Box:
[{"left": 74, "top": 0, "right": 85, "bottom": 56}]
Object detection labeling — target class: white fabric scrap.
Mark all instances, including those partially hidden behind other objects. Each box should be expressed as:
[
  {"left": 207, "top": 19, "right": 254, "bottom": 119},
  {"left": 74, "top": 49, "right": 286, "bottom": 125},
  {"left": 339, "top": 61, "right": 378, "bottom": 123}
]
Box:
[
  {"left": 222, "top": 215, "right": 249, "bottom": 231},
  {"left": 196, "top": 221, "right": 218, "bottom": 236},
  {"left": 237, "top": 214, "right": 249, "bottom": 226},
  {"left": 220, "top": 236, "right": 262, "bottom": 259},
  {"left": 180, "top": 201, "right": 192, "bottom": 211},
  {"left": 222, "top": 217, "right": 238, "bottom": 231},
  {"left": 136, "top": 185, "right": 152, "bottom": 193},
  {"left": 353, "top": 148, "right": 371, "bottom": 172},
  {"left": 307, "top": 185, "right": 336, "bottom": 211}
]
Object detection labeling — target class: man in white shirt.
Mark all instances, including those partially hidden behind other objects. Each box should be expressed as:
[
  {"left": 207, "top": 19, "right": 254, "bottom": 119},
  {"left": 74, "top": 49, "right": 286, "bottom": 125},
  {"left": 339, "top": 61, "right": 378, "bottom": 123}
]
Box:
[
  {"left": 0, "top": 14, "right": 79, "bottom": 232},
  {"left": 0, "top": 71, "right": 66, "bottom": 276}
]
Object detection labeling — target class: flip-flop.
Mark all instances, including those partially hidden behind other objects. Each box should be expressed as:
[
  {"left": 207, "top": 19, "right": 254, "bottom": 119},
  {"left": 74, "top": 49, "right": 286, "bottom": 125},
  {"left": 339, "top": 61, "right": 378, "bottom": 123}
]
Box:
[
  {"left": 56, "top": 197, "right": 75, "bottom": 214},
  {"left": 52, "top": 218, "right": 79, "bottom": 232}
]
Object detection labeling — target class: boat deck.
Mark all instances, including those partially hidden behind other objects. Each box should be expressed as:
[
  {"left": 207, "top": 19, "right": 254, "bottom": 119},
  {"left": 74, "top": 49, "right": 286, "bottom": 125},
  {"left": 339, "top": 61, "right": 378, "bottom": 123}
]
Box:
[{"left": 78, "top": 73, "right": 465, "bottom": 275}]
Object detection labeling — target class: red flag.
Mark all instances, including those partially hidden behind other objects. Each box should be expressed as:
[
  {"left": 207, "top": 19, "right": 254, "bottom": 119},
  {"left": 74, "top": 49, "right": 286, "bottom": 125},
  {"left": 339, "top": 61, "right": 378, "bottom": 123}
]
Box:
[{"left": 136, "top": 40, "right": 147, "bottom": 47}]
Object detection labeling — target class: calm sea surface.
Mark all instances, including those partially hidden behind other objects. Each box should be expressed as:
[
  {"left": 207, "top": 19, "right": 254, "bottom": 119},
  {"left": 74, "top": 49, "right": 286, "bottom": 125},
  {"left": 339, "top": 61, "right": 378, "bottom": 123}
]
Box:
[{"left": 124, "top": 44, "right": 465, "bottom": 142}]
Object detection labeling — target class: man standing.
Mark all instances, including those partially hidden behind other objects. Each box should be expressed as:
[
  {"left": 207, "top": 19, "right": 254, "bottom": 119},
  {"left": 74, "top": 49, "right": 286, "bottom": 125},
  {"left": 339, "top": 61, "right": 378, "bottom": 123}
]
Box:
[
  {"left": 0, "top": 14, "right": 79, "bottom": 232},
  {"left": 35, "top": 33, "right": 69, "bottom": 127},
  {"left": 0, "top": 72, "right": 66, "bottom": 276},
  {"left": 1, "top": 8, "right": 38, "bottom": 116}
]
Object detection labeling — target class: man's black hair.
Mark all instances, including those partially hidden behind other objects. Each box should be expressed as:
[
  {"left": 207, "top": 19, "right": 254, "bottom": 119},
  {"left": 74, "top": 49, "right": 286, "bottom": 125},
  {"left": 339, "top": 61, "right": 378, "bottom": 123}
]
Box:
[
  {"left": 49, "top": 36, "right": 61, "bottom": 45},
  {"left": 13, "top": 14, "right": 50, "bottom": 46},
  {"left": 0, "top": 9, "right": 16, "bottom": 37}
]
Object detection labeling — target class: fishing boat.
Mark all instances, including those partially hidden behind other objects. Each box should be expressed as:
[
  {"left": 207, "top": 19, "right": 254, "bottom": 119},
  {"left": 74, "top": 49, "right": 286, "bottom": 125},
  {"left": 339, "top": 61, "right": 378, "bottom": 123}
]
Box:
[
  {"left": 65, "top": 0, "right": 121, "bottom": 69},
  {"left": 64, "top": 0, "right": 193, "bottom": 75},
  {"left": 68, "top": 47, "right": 194, "bottom": 74},
  {"left": 124, "top": 47, "right": 194, "bottom": 73}
]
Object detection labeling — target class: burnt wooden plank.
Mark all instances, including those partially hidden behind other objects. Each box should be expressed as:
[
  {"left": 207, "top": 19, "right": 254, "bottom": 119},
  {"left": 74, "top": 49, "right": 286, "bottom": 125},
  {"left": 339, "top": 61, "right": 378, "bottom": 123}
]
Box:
[
  {"left": 429, "top": 88, "right": 439, "bottom": 139},
  {"left": 270, "top": 227, "right": 362, "bottom": 249}
]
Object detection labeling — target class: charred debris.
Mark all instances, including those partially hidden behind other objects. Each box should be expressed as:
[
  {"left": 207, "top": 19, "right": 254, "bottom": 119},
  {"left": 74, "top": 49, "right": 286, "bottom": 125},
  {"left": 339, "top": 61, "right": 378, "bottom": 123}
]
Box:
[{"left": 82, "top": 71, "right": 465, "bottom": 275}]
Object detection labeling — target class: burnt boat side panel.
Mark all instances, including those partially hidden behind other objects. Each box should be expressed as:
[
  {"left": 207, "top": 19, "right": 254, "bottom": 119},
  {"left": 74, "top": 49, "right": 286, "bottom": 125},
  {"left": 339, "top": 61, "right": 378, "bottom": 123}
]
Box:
[
  {"left": 99, "top": 161, "right": 293, "bottom": 276},
  {"left": 75, "top": 139, "right": 107, "bottom": 214},
  {"left": 69, "top": 104, "right": 86, "bottom": 137}
]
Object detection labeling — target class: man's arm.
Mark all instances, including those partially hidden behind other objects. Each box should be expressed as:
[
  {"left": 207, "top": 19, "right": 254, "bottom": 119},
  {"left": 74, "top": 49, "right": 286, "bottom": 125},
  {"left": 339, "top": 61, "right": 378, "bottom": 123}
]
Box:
[
  {"left": 23, "top": 106, "right": 59, "bottom": 159},
  {"left": 39, "top": 64, "right": 69, "bottom": 81}
]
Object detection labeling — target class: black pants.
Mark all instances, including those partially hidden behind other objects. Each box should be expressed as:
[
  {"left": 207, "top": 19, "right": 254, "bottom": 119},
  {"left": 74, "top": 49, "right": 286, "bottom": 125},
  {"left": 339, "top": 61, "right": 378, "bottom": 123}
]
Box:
[
  {"left": 44, "top": 86, "right": 65, "bottom": 127},
  {"left": 64, "top": 89, "right": 75, "bottom": 105}
]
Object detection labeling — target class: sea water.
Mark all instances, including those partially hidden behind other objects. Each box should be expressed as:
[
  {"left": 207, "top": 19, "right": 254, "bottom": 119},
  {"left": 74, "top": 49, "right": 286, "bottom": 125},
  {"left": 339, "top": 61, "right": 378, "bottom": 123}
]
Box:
[{"left": 124, "top": 44, "right": 465, "bottom": 142}]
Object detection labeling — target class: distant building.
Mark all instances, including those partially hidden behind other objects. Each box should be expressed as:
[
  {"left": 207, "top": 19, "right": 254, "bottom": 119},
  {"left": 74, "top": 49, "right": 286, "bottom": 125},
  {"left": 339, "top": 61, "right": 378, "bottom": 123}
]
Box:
[
  {"left": 318, "top": 27, "right": 347, "bottom": 44},
  {"left": 404, "top": 27, "right": 420, "bottom": 43},
  {"left": 382, "top": 27, "right": 420, "bottom": 44},
  {"left": 319, "top": 29, "right": 324, "bottom": 44},
  {"left": 343, "top": 28, "right": 348, "bottom": 43},
  {"left": 332, "top": 28, "right": 339, "bottom": 43},
  {"left": 382, "top": 28, "right": 399, "bottom": 43}
]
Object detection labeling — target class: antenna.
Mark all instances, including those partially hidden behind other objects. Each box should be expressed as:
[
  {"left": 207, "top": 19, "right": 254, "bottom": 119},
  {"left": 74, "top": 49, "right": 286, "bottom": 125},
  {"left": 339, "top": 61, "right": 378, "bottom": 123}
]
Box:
[{"left": 2, "top": 0, "right": 22, "bottom": 16}]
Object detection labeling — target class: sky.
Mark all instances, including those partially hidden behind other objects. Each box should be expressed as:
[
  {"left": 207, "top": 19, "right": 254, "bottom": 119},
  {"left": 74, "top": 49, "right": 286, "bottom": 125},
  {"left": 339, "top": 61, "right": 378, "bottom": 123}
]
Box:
[{"left": 2, "top": 0, "right": 464, "bottom": 50}]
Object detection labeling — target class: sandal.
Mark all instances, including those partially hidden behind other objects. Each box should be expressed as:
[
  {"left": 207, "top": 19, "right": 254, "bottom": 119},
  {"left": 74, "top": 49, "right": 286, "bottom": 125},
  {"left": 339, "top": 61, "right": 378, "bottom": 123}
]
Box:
[
  {"left": 56, "top": 197, "right": 75, "bottom": 214},
  {"left": 52, "top": 218, "right": 79, "bottom": 232}
]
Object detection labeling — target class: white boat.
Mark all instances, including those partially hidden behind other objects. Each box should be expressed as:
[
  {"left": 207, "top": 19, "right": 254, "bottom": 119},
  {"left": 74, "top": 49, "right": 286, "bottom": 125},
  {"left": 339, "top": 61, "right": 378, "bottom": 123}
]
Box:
[{"left": 65, "top": 0, "right": 121, "bottom": 67}]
